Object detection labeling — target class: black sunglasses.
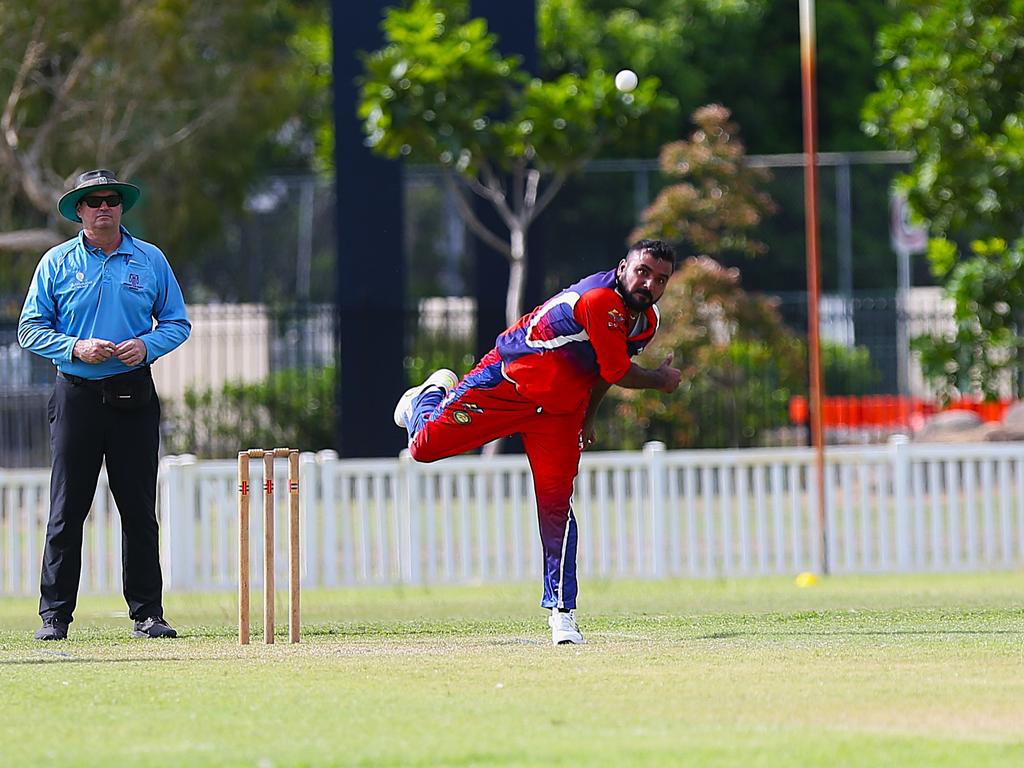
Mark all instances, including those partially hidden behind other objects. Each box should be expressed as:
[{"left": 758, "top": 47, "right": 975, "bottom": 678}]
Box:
[{"left": 81, "top": 194, "right": 123, "bottom": 208}]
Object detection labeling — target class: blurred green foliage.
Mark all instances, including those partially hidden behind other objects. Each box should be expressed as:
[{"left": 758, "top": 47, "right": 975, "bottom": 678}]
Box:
[
  {"left": 165, "top": 367, "right": 336, "bottom": 458},
  {"left": 631, "top": 104, "right": 777, "bottom": 261},
  {"left": 595, "top": 257, "right": 802, "bottom": 448},
  {"left": 360, "top": 0, "right": 661, "bottom": 174},
  {"left": 359, "top": 0, "right": 662, "bottom": 322},
  {"left": 0, "top": 0, "right": 901, "bottom": 302},
  {"left": 911, "top": 238, "right": 1024, "bottom": 404},
  {"left": 864, "top": 0, "right": 1024, "bottom": 242},
  {"left": 537, "top": 1, "right": 900, "bottom": 295},
  {"left": 541, "top": 0, "right": 894, "bottom": 155},
  {"left": 594, "top": 258, "right": 882, "bottom": 448},
  {"left": 866, "top": 1, "right": 1024, "bottom": 400},
  {"left": 163, "top": 322, "right": 481, "bottom": 458},
  {"left": 403, "top": 329, "right": 477, "bottom": 389},
  {"left": 0, "top": 0, "right": 324, "bottom": 293},
  {"left": 822, "top": 340, "right": 881, "bottom": 397}
]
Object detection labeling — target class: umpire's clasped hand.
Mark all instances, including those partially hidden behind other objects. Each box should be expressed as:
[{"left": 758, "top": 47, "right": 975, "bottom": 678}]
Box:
[
  {"left": 73, "top": 338, "right": 117, "bottom": 363},
  {"left": 114, "top": 338, "right": 147, "bottom": 366}
]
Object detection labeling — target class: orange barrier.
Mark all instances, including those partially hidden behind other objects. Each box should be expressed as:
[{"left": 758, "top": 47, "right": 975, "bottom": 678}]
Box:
[{"left": 788, "top": 395, "right": 1009, "bottom": 428}]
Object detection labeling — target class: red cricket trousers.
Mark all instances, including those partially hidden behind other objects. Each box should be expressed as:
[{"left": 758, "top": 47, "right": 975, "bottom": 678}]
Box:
[{"left": 408, "top": 359, "right": 585, "bottom": 609}]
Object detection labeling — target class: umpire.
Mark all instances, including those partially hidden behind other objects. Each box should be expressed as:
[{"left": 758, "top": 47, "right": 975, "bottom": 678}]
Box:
[{"left": 18, "top": 169, "right": 191, "bottom": 640}]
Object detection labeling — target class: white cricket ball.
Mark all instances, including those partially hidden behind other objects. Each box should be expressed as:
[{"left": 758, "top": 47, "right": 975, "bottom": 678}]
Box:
[{"left": 615, "top": 69, "right": 638, "bottom": 93}]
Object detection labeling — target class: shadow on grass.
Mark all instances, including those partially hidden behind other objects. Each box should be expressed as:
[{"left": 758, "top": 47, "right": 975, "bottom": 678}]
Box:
[
  {"left": 696, "top": 629, "right": 1023, "bottom": 640},
  {"left": 0, "top": 654, "right": 203, "bottom": 666}
]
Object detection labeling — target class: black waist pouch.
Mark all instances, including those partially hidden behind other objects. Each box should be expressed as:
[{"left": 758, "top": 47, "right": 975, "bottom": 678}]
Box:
[{"left": 101, "top": 370, "right": 154, "bottom": 410}]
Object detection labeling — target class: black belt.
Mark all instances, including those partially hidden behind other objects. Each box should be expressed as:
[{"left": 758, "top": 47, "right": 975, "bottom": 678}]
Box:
[{"left": 58, "top": 366, "right": 152, "bottom": 389}]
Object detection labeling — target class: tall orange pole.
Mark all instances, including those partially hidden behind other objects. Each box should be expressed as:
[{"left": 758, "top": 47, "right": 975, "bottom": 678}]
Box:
[{"left": 799, "top": 0, "right": 829, "bottom": 574}]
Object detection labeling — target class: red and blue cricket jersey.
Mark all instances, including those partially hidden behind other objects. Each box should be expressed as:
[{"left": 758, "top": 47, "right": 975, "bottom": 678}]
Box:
[
  {"left": 402, "top": 269, "right": 661, "bottom": 611},
  {"left": 495, "top": 269, "right": 660, "bottom": 414}
]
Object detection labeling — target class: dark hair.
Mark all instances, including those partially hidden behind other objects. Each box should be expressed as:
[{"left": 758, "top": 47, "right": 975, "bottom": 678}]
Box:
[{"left": 626, "top": 239, "right": 676, "bottom": 268}]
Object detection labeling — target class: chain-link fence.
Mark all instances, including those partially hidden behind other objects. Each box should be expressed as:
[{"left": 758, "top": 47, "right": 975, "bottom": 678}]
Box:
[
  {"left": 0, "top": 289, "right": 978, "bottom": 465},
  {"left": 2, "top": 153, "right": 977, "bottom": 465}
]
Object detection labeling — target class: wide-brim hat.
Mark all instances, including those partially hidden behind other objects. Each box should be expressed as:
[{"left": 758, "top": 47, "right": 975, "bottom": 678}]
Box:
[{"left": 58, "top": 169, "right": 141, "bottom": 223}]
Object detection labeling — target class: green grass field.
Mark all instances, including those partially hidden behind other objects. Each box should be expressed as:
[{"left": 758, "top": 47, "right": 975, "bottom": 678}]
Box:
[{"left": 1, "top": 572, "right": 1022, "bottom": 767}]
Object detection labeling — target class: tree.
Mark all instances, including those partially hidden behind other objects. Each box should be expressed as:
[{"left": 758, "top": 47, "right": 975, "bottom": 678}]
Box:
[
  {"left": 537, "top": 0, "right": 688, "bottom": 156},
  {"left": 598, "top": 256, "right": 805, "bottom": 448},
  {"left": 358, "top": 0, "right": 661, "bottom": 324},
  {"left": 0, "top": 1, "right": 318, "bottom": 286},
  {"left": 863, "top": 1, "right": 1024, "bottom": 400},
  {"left": 541, "top": 0, "right": 895, "bottom": 155},
  {"left": 910, "top": 238, "right": 1024, "bottom": 404},
  {"left": 630, "top": 104, "right": 777, "bottom": 260},
  {"left": 862, "top": 1, "right": 1024, "bottom": 240},
  {"left": 691, "top": 0, "right": 894, "bottom": 154}
]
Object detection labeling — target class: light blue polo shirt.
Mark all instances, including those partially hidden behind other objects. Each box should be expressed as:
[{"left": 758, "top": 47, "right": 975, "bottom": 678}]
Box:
[{"left": 18, "top": 227, "right": 191, "bottom": 380}]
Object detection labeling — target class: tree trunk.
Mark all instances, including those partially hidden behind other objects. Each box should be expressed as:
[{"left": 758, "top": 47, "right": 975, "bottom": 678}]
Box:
[
  {"left": 483, "top": 221, "right": 529, "bottom": 459},
  {"left": 506, "top": 222, "right": 528, "bottom": 326}
]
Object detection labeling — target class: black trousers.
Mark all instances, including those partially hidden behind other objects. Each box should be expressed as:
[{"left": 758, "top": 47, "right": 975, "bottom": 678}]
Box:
[{"left": 40, "top": 370, "right": 163, "bottom": 623}]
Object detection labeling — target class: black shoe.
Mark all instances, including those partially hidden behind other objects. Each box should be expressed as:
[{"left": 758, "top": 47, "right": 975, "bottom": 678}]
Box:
[
  {"left": 34, "top": 618, "right": 69, "bottom": 641},
  {"left": 133, "top": 616, "right": 177, "bottom": 638}
]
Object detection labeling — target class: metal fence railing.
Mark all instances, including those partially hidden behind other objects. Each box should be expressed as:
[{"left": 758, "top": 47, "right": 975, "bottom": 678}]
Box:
[
  {"left": 0, "top": 288, "right": 997, "bottom": 465},
  {"left": 0, "top": 153, "right": 947, "bottom": 466}
]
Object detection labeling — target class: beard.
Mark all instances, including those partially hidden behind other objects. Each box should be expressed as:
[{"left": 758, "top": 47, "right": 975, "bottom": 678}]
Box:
[{"left": 616, "top": 276, "right": 653, "bottom": 312}]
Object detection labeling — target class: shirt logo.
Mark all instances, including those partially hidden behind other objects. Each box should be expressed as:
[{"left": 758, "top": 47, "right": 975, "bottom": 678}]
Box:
[
  {"left": 607, "top": 308, "right": 626, "bottom": 328},
  {"left": 76, "top": 271, "right": 85, "bottom": 281},
  {"left": 453, "top": 411, "right": 473, "bottom": 425}
]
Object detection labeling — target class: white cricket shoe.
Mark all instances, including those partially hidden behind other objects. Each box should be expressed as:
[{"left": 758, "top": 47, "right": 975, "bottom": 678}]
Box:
[
  {"left": 549, "top": 609, "right": 585, "bottom": 645},
  {"left": 393, "top": 369, "right": 459, "bottom": 427}
]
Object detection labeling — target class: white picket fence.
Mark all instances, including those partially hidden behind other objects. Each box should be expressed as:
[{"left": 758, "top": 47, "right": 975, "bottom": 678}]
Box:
[{"left": 2, "top": 438, "right": 1024, "bottom": 596}]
